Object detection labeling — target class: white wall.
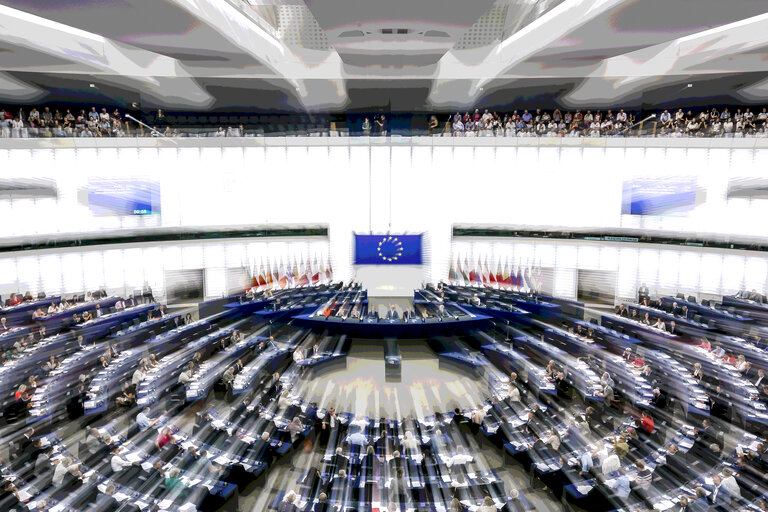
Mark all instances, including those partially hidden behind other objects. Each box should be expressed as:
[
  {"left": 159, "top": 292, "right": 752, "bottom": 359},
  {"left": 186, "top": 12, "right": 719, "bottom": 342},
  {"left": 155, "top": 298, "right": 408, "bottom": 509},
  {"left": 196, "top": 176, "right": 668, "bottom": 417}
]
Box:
[
  {"left": 0, "top": 237, "right": 328, "bottom": 302},
  {"left": 452, "top": 237, "right": 768, "bottom": 303},
  {"left": 2, "top": 137, "right": 768, "bottom": 297}
]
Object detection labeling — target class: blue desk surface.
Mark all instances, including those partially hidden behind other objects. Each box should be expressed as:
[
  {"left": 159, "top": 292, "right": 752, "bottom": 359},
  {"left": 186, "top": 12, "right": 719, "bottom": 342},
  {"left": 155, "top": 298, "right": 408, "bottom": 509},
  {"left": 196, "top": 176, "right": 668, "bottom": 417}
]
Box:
[{"left": 291, "top": 312, "right": 492, "bottom": 338}]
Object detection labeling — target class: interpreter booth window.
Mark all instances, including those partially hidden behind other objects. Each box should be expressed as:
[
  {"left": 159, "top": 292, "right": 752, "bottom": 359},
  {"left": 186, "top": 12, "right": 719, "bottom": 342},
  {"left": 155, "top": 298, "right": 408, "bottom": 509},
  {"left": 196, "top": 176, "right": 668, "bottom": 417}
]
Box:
[
  {"left": 577, "top": 269, "right": 617, "bottom": 306},
  {"left": 164, "top": 269, "right": 204, "bottom": 304}
]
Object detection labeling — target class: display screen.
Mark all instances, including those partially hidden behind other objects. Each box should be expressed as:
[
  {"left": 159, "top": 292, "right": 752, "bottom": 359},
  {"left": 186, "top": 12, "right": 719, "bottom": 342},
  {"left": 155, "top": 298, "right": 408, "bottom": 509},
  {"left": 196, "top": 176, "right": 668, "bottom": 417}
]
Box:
[
  {"left": 621, "top": 177, "right": 701, "bottom": 216},
  {"left": 87, "top": 178, "right": 161, "bottom": 216},
  {"left": 354, "top": 234, "right": 422, "bottom": 264}
]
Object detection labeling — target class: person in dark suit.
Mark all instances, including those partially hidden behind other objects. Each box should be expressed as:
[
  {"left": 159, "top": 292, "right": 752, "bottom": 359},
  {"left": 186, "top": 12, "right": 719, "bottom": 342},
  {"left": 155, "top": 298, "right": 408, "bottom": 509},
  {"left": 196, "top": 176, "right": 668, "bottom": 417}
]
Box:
[
  {"left": 385, "top": 305, "right": 399, "bottom": 320},
  {"left": 686, "top": 487, "right": 709, "bottom": 512},
  {"left": 402, "top": 308, "right": 416, "bottom": 321},
  {"left": 18, "top": 428, "right": 35, "bottom": 457},
  {"left": 451, "top": 408, "right": 466, "bottom": 429},
  {"left": 651, "top": 388, "right": 668, "bottom": 410},
  {"left": 328, "top": 447, "right": 349, "bottom": 476},
  {"left": 699, "top": 474, "right": 731, "bottom": 510},
  {"left": 709, "top": 385, "right": 729, "bottom": 420},
  {"left": 319, "top": 408, "right": 340, "bottom": 447},
  {"left": 638, "top": 283, "right": 649, "bottom": 302},
  {"left": 93, "top": 483, "right": 120, "bottom": 511},
  {"left": 555, "top": 372, "right": 571, "bottom": 400},
  {"left": 616, "top": 305, "right": 629, "bottom": 317},
  {"left": 660, "top": 444, "right": 691, "bottom": 486},
  {"left": 697, "top": 443, "right": 723, "bottom": 471},
  {"left": 314, "top": 492, "right": 331, "bottom": 512},
  {"left": 249, "top": 432, "right": 281, "bottom": 466},
  {"left": 325, "top": 469, "right": 349, "bottom": 498},
  {"left": 694, "top": 418, "right": 714, "bottom": 446},
  {"left": 388, "top": 450, "right": 404, "bottom": 476},
  {"left": 278, "top": 491, "right": 300, "bottom": 512}
]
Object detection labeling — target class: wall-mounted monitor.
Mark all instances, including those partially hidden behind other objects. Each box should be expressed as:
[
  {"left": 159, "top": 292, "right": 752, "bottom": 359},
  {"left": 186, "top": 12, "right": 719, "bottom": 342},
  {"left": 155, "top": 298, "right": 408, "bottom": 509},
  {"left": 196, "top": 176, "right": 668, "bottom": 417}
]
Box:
[
  {"left": 621, "top": 176, "right": 702, "bottom": 216},
  {"left": 87, "top": 178, "right": 161, "bottom": 216}
]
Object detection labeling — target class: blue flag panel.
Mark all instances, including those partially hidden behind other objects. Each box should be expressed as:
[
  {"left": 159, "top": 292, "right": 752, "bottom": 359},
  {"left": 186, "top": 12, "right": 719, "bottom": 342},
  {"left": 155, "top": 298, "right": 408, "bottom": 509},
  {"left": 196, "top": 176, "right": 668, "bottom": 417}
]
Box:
[{"left": 355, "top": 234, "right": 422, "bottom": 265}]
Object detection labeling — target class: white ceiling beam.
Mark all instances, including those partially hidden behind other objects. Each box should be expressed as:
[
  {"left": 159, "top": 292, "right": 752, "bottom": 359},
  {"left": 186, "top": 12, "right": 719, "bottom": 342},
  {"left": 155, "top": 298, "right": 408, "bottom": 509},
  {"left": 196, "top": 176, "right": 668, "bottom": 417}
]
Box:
[
  {"left": 563, "top": 12, "right": 768, "bottom": 105},
  {"left": 0, "top": 5, "right": 215, "bottom": 108},
  {"left": 167, "top": 0, "right": 348, "bottom": 109},
  {"left": 426, "top": 0, "right": 629, "bottom": 107}
]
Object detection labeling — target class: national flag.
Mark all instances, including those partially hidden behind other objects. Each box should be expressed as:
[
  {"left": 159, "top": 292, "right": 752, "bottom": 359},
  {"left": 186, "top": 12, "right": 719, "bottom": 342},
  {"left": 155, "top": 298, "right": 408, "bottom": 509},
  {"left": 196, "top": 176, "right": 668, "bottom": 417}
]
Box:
[
  {"left": 460, "top": 256, "right": 469, "bottom": 284},
  {"left": 449, "top": 259, "right": 457, "bottom": 284},
  {"left": 257, "top": 260, "right": 267, "bottom": 288},
  {"left": 292, "top": 258, "right": 300, "bottom": 286},
  {"left": 488, "top": 256, "right": 496, "bottom": 287},
  {"left": 301, "top": 255, "right": 311, "bottom": 286},
  {"left": 502, "top": 259, "right": 510, "bottom": 288},
  {"left": 515, "top": 265, "right": 522, "bottom": 290},
  {"left": 478, "top": 258, "right": 485, "bottom": 285},
  {"left": 469, "top": 257, "right": 479, "bottom": 284},
  {"left": 278, "top": 260, "right": 288, "bottom": 289},
  {"left": 523, "top": 265, "right": 531, "bottom": 290},
  {"left": 495, "top": 260, "right": 503, "bottom": 286},
  {"left": 266, "top": 261, "right": 274, "bottom": 288},
  {"left": 311, "top": 255, "right": 321, "bottom": 284},
  {"left": 296, "top": 255, "right": 310, "bottom": 286},
  {"left": 319, "top": 259, "right": 327, "bottom": 283},
  {"left": 326, "top": 259, "right": 333, "bottom": 282}
]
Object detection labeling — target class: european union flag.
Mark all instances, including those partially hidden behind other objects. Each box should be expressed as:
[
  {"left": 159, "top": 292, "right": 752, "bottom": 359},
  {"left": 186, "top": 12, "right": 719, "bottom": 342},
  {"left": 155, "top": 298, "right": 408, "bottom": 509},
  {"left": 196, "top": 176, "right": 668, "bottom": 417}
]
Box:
[{"left": 355, "top": 234, "right": 423, "bottom": 265}]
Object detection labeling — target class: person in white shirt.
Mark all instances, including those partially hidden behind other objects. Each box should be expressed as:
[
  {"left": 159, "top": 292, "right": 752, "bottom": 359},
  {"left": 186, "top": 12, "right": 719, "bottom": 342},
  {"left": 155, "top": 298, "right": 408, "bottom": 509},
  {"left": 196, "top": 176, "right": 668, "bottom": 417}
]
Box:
[
  {"left": 447, "top": 446, "right": 472, "bottom": 467},
  {"left": 403, "top": 431, "right": 420, "bottom": 452},
  {"left": 755, "top": 369, "right": 765, "bottom": 388},
  {"left": 721, "top": 468, "right": 741, "bottom": 498},
  {"left": 653, "top": 318, "right": 666, "bottom": 331},
  {"left": 452, "top": 119, "right": 464, "bottom": 136},
  {"left": 137, "top": 408, "right": 158, "bottom": 431},
  {"left": 115, "top": 299, "right": 125, "bottom": 311},
  {"left": 292, "top": 347, "right": 304, "bottom": 364},
  {"left": 601, "top": 453, "right": 621, "bottom": 474},
  {"left": 110, "top": 446, "right": 133, "bottom": 472},
  {"left": 178, "top": 365, "right": 192, "bottom": 385},
  {"left": 544, "top": 429, "right": 561, "bottom": 451},
  {"left": 477, "top": 496, "right": 497, "bottom": 512},
  {"left": 48, "top": 303, "right": 58, "bottom": 314},
  {"left": 132, "top": 366, "right": 146, "bottom": 387},
  {"left": 52, "top": 457, "right": 74, "bottom": 486},
  {"left": 507, "top": 382, "right": 520, "bottom": 402}
]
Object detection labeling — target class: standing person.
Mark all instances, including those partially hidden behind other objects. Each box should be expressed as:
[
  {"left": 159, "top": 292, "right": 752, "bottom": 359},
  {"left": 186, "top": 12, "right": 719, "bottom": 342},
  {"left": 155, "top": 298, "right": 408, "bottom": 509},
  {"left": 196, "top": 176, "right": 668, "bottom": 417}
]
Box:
[
  {"left": 126, "top": 102, "right": 142, "bottom": 135},
  {"left": 361, "top": 117, "right": 371, "bottom": 136},
  {"left": 428, "top": 115, "right": 439, "bottom": 135},
  {"left": 374, "top": 114, "right": 387, "bottom": 136}
]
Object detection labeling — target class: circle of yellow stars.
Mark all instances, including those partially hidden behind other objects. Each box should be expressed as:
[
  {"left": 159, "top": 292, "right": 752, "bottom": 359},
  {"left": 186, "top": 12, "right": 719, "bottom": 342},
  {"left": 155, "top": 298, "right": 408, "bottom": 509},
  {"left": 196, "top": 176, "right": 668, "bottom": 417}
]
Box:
[{"left": 377, "top": 236, "right": 403, "bottom": 262}]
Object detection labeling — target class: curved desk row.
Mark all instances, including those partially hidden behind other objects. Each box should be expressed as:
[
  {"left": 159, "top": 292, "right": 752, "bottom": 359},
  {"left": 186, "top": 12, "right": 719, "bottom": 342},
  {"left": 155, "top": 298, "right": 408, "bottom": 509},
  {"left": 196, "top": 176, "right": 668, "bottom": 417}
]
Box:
[{"left": 291, "top": 312, "right": 492, "bottom": 338}]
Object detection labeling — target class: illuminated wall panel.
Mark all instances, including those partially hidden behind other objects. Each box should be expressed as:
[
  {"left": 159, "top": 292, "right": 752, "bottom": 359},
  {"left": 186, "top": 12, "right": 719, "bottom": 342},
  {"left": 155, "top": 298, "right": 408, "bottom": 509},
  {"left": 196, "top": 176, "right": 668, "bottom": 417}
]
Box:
[{"left": 453, "top": 237, "right": 768, "bottom": 304}]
